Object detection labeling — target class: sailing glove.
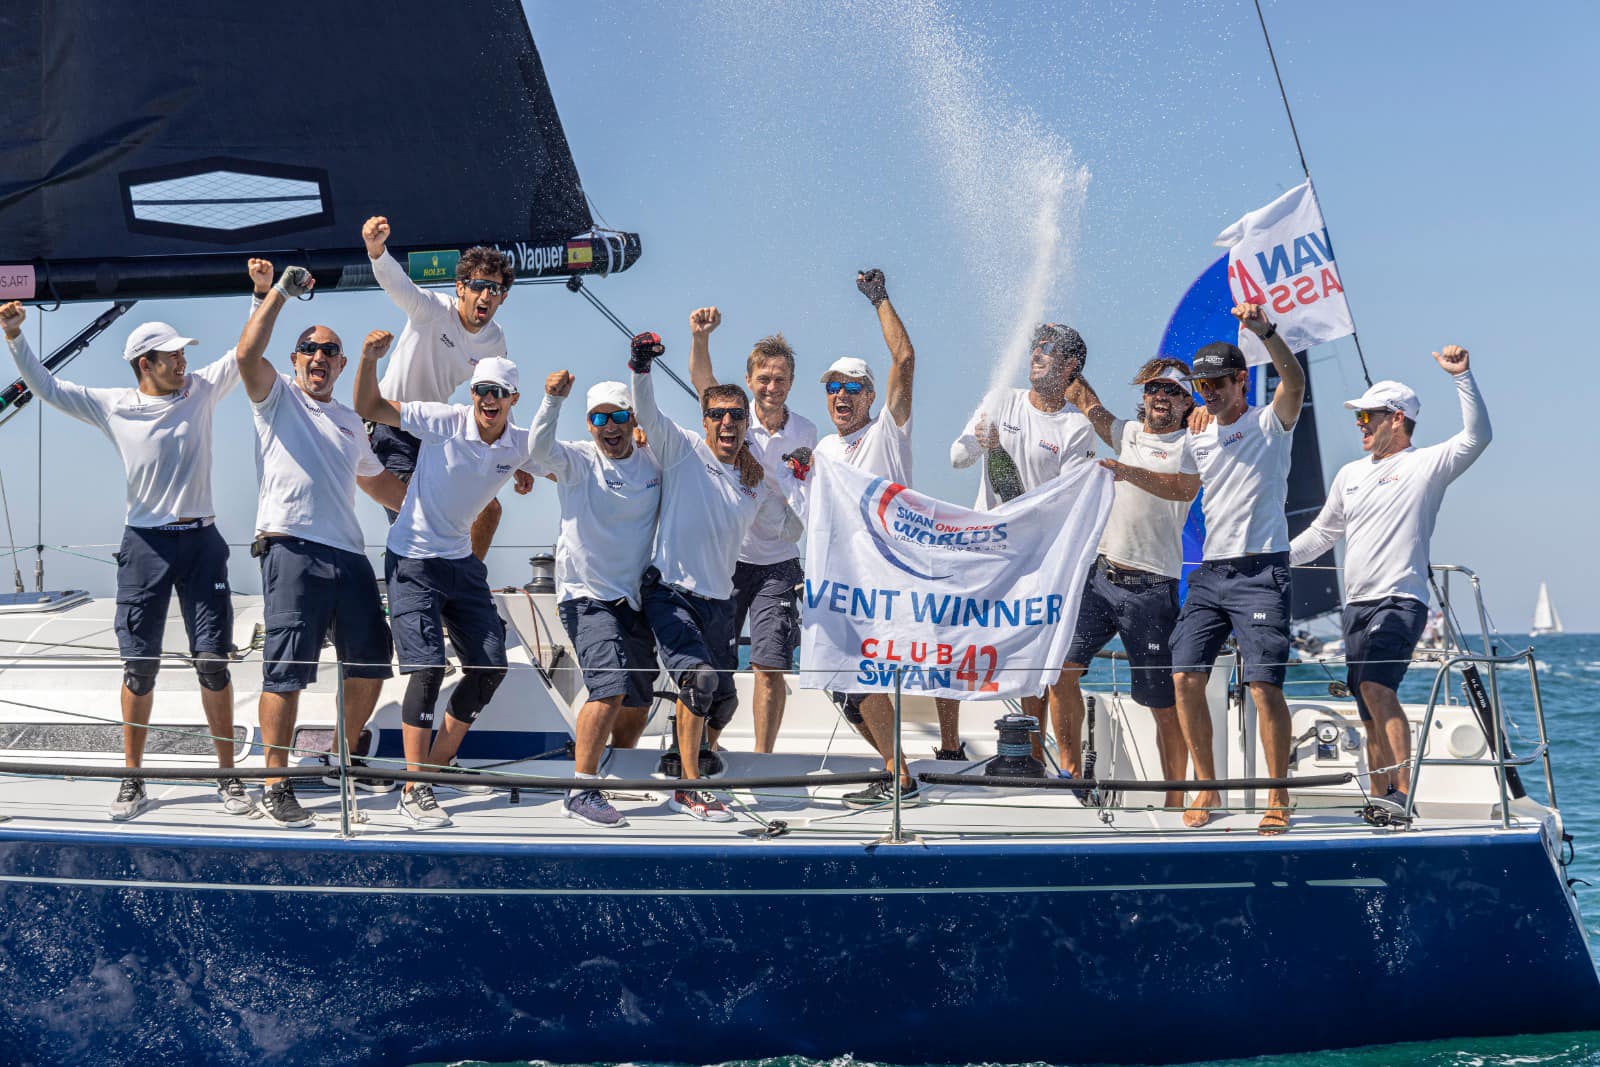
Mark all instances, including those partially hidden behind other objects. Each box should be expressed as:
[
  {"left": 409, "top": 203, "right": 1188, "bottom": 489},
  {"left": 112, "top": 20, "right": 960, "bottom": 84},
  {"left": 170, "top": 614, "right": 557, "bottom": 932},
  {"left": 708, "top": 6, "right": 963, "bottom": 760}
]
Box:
[
  {"left": 781, "top": 446, "right": 813, "bottom": 481},
  {"left": 275, "top": 266, "right": 313, "bottom": 300},
  {"left": 629, "top": 331, "right": 664, "bottom": 374},
  {"left": 856, "top": 269, "right": 888, "bottom": 307}
]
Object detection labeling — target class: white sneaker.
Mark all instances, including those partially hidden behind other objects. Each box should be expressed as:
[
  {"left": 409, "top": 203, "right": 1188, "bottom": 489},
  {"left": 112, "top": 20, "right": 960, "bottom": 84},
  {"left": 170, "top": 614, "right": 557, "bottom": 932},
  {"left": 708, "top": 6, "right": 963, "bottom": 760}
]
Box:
[
  {"left": 108, "top": 778, "right": 148, "bottom": 821},
  {"left": 216, "top": 777, "right": 255, "bottom": 816},
  {"left": 397, "top": 784, "right": 453, "bottom": 829}
]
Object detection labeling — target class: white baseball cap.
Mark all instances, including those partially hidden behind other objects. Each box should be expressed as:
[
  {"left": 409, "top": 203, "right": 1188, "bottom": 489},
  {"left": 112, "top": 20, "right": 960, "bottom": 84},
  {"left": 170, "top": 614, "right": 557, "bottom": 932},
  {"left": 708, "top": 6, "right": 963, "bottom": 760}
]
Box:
[
  {"left": 123, "top": 322, "right": 198, "bottom": 363},
  {"left": 586, "top": 381, "right": 631, "bottom": 412},
  {"left": 819, "top": 357, "right": 874, "bottom": 384},
  {"left": 1344, "top": 380, "right": 1420, "bottom": 421},
  {"left": 1144, "top": 365, "right": 1188, "bottom": 384},
  {"left": 471, "top": 356, "right": 519, "bottom": 393}
]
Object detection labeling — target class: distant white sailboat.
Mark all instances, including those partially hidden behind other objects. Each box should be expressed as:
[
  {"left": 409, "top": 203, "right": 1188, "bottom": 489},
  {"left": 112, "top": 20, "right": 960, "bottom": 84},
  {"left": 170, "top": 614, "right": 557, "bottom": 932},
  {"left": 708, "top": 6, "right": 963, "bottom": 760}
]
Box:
[{"left": 1531, "top": 581, "right": 1564, "bottom": 636}]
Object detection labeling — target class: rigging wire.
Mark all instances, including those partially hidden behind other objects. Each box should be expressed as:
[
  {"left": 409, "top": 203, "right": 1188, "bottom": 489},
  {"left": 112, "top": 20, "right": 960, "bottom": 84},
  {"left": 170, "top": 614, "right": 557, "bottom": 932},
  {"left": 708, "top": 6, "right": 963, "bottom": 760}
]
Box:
[{"left": 569, "top": 278, "right": 699, "bottom": 401}]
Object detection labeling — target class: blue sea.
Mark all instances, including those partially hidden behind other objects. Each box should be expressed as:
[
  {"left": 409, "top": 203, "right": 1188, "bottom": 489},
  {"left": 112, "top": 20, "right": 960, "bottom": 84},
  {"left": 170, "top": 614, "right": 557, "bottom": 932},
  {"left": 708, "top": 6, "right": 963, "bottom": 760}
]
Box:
[{"left": 427, "top": 632, "right": 1600, "bottom": 1067}]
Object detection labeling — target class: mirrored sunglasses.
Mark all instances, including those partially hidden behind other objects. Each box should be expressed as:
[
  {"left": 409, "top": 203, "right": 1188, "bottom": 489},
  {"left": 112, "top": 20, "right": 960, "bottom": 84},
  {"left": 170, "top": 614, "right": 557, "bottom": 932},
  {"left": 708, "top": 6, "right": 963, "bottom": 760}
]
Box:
[
  {"left": 471, "top": 382, "right": 512, "bottom": 399},
  {"left": 825, "top": 380, "right": 866, "bottom": 396},
  {"left": 588, "top": 410, "right": 633, "bottom": 427},
  {"left": 704, "top": 406, "right": 749, "bottom": 422},
  {"left": 1354, "top": 408, "right": 1392, "bottom": 427},
  {"left": 463, "top": 278, "right": 507, "bottom": 297},
  {"left": 1143, "top": 380, "right": 1187, "bottom": 397},
  {"left": 294, "top": 340, "right": 342, "bottom": 358}
]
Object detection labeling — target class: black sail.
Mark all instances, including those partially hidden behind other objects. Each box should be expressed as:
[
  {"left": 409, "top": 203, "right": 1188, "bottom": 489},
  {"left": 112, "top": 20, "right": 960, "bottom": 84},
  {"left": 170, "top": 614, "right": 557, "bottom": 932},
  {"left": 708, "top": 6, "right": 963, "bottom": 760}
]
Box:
[{"left": 1267, "top": 352, "right": 1342, "bottom": 621}]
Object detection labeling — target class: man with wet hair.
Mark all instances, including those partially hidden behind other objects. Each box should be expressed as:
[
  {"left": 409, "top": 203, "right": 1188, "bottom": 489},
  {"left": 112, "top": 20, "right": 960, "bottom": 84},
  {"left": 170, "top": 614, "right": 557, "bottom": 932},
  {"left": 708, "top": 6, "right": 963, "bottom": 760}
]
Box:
[
  {"left": 356, "top": 350, "right": 536, "bottom": 830},
  {"left": 232, "top": 259, "right": 410, "bottom": 828},
  {"left": 361, "top": 215, "right": 524, "bottom": 556},
  {"left": 686, "top": 309, "right": 817, "bottom": 752},
  {"left": 1291, "top": 345, "right": 1489, "bottom": 810},
  {"left": 942, "top": 322, "right": 1100, "bottom": 763},
  {"left": 1056, "top": 357, "right": 1201, "bottom": 808},
  {"left": 629, "top": 329, "right": 802, "bottom": 822},
  {"left": 1169, "top": 303, "right": 1305, "bottom": 834},
  {"left": 811, "top": 269, "right": 922, "bottom": 806},
  {"left": 529, "top": 370, "right": 663, "bottom": 827}
]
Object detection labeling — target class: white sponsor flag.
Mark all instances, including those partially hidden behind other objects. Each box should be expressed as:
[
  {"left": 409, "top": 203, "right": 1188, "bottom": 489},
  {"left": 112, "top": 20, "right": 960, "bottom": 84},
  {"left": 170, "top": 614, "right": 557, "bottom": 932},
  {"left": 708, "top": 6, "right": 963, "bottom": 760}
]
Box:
[
  {"left": 1215, "top": 180, "right": 1354, "bottom": 365},
  {"left": 800, "top": 457, "right": 1112, "bottom": 701}
]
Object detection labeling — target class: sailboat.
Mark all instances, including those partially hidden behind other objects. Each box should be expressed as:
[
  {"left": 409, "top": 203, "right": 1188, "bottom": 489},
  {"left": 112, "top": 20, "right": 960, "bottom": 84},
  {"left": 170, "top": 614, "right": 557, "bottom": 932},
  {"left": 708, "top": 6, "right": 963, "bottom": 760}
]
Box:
[{"left": 1531, "top": 581, "right": 1564, "bottom": 636}]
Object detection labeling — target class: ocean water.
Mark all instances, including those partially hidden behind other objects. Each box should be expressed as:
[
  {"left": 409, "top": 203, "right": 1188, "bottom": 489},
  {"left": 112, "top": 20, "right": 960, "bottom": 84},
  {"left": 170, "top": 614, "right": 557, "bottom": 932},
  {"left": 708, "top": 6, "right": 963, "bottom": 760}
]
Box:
[{"left": 427, "top": 632, "right": 1600, "bottom": 1067}]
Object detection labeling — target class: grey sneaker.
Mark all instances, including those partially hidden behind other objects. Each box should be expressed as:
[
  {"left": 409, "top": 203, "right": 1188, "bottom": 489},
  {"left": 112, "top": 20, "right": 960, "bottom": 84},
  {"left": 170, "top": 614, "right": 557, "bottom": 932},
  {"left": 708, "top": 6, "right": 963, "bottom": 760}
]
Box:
[
  {"left": 397, "top": 784, "right": 452, "bottom": 829},
  {"left": 668, "top": 789, "right": 735, "bottom": 823},
  {"left": 563, "top": 788, "right": 628, "bottom": 827},
  {"left": 109, "top": 778, "right": 148, "bottom": 821},
  {"left": 841, "top": 778, "right": 923, "bottom": 809},
  {"left": 321, "top": 757, "right": 397, "bottom": 794},
  {"left": 216, "top": 777, "right": 255, "bottom": 816},
  {"left": 260, "top": 780, "right": 315, "bottom": 829},
  {"left": 437, "top": 761, "right": 494, "bottom": 795}
]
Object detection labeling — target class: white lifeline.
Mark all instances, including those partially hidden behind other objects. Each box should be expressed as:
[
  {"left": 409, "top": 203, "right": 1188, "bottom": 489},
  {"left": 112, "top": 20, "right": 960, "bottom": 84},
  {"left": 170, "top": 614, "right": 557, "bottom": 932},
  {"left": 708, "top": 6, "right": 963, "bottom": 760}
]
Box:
[
  {"left": 6, "top": 332, "right": 238, "bottom": 527},
  {"left": 631, "top": 372, "right": 801, "bottom": 600},
  {"left": 528, "top": 393, "right": 662, "bottom": 609},
  {"left": 252, "top": 373, "right": 385, "bottom": 556},
  {"left": 1189, "top": 404, "right": 1295, "bottom": 559},
  {"left": 739, "top": 407, "right": 817, "bottom": 565},
  {"left": 372, "top": 251, "right": 507, "bottom": 404},
  {"left": 813, "top": 408, "right": 913, "bottom": 487},
  {"left": 387, "top": 402, "right": 535, "bottom": 560},
  {"left": 1291, "top": 371, "right": 1491, "bottom": 603},
  {"left": 949, "top": 386, "right": 1099, "bottom": 509},
  {"left": 1099, "top": 419, "right": 1200, "bottom": 579}
]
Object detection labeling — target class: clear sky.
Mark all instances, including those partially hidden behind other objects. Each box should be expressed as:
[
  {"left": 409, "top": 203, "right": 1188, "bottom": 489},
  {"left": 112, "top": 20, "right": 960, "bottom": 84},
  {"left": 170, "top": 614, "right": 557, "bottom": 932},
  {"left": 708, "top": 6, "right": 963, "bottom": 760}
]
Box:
[{"left": 6, "top": 0, "right": 1595, "bottom": 632}]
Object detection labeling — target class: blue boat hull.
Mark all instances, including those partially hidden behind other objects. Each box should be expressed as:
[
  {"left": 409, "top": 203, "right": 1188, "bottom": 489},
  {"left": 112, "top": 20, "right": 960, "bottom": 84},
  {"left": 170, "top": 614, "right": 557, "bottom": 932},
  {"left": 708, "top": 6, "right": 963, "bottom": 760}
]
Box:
[{"left": 0, "top": 827, "right": 1595, "bottom": 1065}]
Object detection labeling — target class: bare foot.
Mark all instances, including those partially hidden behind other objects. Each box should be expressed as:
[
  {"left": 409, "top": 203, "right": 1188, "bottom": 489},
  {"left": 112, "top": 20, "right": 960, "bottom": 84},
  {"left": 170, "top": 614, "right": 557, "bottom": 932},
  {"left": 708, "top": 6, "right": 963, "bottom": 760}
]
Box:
[
  {"left": 1257, "top": 806, "right": 1291, "bottom": 835},
  {"left": 1183, "top": 789, "right": 1220, "bottom": 828}
]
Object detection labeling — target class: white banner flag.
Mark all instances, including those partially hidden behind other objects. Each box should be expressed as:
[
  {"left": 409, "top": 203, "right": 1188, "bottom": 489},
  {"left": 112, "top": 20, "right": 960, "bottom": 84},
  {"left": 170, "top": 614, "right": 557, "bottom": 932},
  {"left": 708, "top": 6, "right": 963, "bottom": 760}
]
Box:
[
  {"left": 799, "top": 457, "right": 1112, "bottom": 700},
  {"left": 1215, "top": 180, "right": 1354, "bottom": 365}
]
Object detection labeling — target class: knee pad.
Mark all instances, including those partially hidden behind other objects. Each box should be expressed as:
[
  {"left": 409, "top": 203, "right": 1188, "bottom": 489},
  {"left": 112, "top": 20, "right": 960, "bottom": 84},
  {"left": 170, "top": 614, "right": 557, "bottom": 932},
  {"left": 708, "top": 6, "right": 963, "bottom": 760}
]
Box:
[
  {"left": 707, "top": 693, "right": 739, "bottom": 732},
  {"left": 447, "top": 666, "right": 506, "bottom": 725},
  {"left": 122, "top": 659, "right": 160, "bottom": 697},
  {"left": 193, "top": 651, "right": 231, "bottom": 692},
  {"left": 402, "top": 667, "right": 446, "bottom": 727},
  {"left": 676, "top": 665, "right": 719, "bottom": 719}
]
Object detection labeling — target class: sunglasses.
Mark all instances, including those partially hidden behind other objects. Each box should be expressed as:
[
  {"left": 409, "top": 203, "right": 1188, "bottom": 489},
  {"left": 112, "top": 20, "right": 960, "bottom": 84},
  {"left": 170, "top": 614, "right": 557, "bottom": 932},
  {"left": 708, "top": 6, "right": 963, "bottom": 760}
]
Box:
[
  {"left": 1033, "top": 340, "right": 1077, "bottom": 358},
  {"left": 1354, "top": 409, "right": 1392, "bottom": 427},
  {"left": 471, "top": 383, "right": 512, "bottom": 399},
  {"left": 463, "top": 278, "right": 507, "bottom": 297},
  {"left": 588, "top": 410, "right": 633, "bottom": 427},
  {"left": 704, "top": 406, "right": 749, "bottom": 422},
  {"left": 295, "top": 340, "right": 342, "bottom": 358},
  {"left": 824, "top": 380, "right": 867, "bottom": 396},
  {"left": 1143, "top": 380, "right": 1187, "bottom": 397}
]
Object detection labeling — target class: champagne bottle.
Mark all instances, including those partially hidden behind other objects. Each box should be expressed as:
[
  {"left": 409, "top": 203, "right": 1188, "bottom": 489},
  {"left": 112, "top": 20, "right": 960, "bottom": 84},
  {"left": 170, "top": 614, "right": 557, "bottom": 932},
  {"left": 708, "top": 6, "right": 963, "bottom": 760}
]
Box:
[{"left": 986, "top": 444, "right": 1026, "bottom": 502}]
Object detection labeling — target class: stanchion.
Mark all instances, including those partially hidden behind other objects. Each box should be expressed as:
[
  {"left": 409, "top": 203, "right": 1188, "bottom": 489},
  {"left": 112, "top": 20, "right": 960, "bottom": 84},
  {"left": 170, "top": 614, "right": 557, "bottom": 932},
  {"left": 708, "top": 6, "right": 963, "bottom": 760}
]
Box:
[{"left": 335, "top": 660, "right": 352, "bottom": 838}]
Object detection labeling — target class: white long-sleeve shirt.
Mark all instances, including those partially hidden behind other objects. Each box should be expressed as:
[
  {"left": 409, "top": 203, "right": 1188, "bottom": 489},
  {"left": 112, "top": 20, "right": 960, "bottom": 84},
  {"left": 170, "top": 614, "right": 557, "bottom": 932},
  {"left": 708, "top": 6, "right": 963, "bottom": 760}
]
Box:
[
  {"left": 7, "top": 332, "right": 238, "bottom": 528},
  {"left": 631, "top": 371, "right": 802, "bottom": 600},
  {"left": 1291, "top": 371, "right": 1491, "bottom": 604},
  {"left": 372, "top": 251, "right": 507, "bottom": 403},
  {"left": 948, "top": 387, "right": 1098, "bottom": 509}
]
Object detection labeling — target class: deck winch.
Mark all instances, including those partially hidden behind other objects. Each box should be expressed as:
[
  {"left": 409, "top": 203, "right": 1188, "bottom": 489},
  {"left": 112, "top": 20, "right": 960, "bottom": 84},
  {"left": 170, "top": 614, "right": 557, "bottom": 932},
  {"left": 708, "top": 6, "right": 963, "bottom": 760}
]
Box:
[{"left": 985, "top": 712, "right": 1045, "bottom": 778}]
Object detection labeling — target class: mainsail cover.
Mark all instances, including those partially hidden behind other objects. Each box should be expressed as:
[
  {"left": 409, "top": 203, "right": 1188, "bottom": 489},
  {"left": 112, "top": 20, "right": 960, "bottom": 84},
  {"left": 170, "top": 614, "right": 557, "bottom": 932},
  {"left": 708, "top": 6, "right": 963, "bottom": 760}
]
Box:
[{"left": 0, "top": 0, "right": 639, "bottom": 302}]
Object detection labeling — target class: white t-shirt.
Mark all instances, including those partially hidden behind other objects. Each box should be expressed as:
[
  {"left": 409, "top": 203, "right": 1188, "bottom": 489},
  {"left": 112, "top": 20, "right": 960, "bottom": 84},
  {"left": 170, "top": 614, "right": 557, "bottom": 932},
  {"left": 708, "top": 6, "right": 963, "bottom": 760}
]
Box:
[
  {"left": 1190, "top": 404, "right": 1295, "bottom": 559},
  {"left": 1291, "top": 371, "right": 1490, "bottom": 604},
  {"left": 528, "top": 394, "right": 662, "bottom": 609},
  {"left": 7, "top": 333, "right": 239, "bottom": 528},
  {"left": 252, "top": 373, "right": 384, "bottom": 556},
  {"left": 386, "top": 402, "right": 534, "bottom": 560},
  {"left": 740, "top": 407, "right": 817, "bottom": 565},
  {"left": 949, "top": 387, "right": 1098, "bottom": 509},
  {"left": 632, "top": 372, "right": 802, "bottom": 600},
  {"left": 1098, "top": 419, "right": 1200, "bottom": 579},
  {"left": 814, "top": 408, "right": 913, "bottom": 487},
  {"left": 372, "top": 252, "right": 507, "bottom": 403}
]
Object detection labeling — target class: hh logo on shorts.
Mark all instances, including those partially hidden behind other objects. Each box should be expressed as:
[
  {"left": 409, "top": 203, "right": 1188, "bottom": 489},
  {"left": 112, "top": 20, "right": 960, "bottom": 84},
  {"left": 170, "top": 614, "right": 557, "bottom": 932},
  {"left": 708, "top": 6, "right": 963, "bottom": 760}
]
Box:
[
  {"left": 214, "top": 582, "right": 227, "bottom": 591},
  {"left": 1147, "top": 642, "right": 1162, "bottom": 651},
  {"left": 1252, "top": 611, "right": 1267, "bottom": 621}
]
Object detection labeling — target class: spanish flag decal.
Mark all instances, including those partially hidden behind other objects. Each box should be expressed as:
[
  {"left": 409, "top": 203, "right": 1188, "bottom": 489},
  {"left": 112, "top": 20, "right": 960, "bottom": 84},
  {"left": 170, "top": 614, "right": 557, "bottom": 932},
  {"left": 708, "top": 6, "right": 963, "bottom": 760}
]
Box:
[{"left": 566, "top": 242, "right": 594, "bottom": 268}]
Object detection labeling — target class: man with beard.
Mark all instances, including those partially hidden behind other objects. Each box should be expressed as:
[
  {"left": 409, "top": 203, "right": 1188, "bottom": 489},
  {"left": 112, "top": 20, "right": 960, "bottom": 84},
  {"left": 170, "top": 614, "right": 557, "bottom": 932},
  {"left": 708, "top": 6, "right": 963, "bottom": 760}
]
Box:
[
  {"left": 233, "top": 262, "right": 409, "bottom": 828},
  {"left": 686, "top": 309, "right": 816, "bottom": 752},
  {"left": 528, "top": 371, "right": 662, "bottom": 828},
  {"left": 1057, "top": 358, "right": 1201, "bottom": 808},
  {"left": 943, "top": 323, "right": 1100, "bottom": 763},
  {"left": 629, "top": 330, "right": 802, "bottom": 822},
  {"left": 811, "top": 269, "right": 920, "bottom": 806}
]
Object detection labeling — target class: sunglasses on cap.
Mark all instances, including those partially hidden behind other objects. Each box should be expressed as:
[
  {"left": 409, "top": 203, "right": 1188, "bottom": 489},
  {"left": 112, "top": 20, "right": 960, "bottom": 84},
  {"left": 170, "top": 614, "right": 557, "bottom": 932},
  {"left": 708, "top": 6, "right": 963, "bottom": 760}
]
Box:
[
  {"left": 704, "top": 406, "right": 749, "bottom": 422},
  {"left": 295, "top": 340, "right": 342, "bottom": 358},
  {"left": 825, "top": 380, "right": 866, "bottom": 396},
  {"left": 1353, "top": 408, "right": 1394, "bottom": 427},
  {"left": 471, "top": 382, "right": 513, "bottom": 399},
  {"left": 462, "top": 279, "right": 507, "bottom": 297},
  {"left": 1143, "top": 380, "right": 1187, "bottom": 398},
  {"left": 588, "top": 410, "right": 633, "bottom": 427}
]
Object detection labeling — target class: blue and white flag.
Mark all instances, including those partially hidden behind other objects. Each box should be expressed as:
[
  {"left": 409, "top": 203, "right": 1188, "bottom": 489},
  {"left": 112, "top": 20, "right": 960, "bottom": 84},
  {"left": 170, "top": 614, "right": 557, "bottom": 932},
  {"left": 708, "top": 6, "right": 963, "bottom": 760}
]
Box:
[{"left": 800, "top": 457, "right": 1112, "bottom": 699}]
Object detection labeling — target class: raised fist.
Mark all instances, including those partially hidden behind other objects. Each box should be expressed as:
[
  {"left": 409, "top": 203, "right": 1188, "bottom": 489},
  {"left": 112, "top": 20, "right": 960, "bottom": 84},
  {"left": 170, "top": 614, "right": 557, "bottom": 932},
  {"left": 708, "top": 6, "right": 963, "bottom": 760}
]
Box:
[
  {"left": 629, "top": 331, "right": 664, "bottom": 374},
  {"left": 0, "top": 301, "right": 24, "bottom": 340},
  {"left": 545, "top": 369, "right": 574, "bottom": 398},
  {"left": 1232, "top": 302, "right": 1273, "bottom": 338},
  {"left": 781, "top": 446, "right": 813, "bottom": 482},
  {"left": 856, "top": 268, "right": 888, "bottom": 307},
  {"left": 247, "top": 258, "right": 274, "bottom": 296},
  {"left": 689, "top": 307, "right": 721, "bottom": 337},
  {"left": 1433, "top": 344, "right": 1470, "bottom": 375},
  {"left": 362, "top": 330, "right": 394, "bottom": 360},
  {"left": 362, "top": 216, "right": 391, "bottom": 258},
  {"left": 275, "top": 266, "right": 314, "bottom": 300},
  {"left": 512, "top": 469, "right": 536, "bottom": 496},
  {"left": 633, "top": 425, "right": 649, "bottom": 449},
  {"left": 974, "top": 416, "right": 1000, "bottom": 450}
]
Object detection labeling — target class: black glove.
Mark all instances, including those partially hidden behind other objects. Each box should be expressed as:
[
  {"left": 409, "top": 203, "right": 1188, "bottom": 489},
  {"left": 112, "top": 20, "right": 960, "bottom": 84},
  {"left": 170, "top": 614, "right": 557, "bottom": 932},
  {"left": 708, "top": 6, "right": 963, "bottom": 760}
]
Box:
[
  {"left": 781, "top": 446, "right": 813, "bottom": 481},
  {"left": 856, "top": 269, "right": 887, "bottom": 307},
  {"left": 629, "top": 331, "right": 664, "bottom": 374},
  {"left": 275, "top": 265, "right": 314, "bottom": 300}
]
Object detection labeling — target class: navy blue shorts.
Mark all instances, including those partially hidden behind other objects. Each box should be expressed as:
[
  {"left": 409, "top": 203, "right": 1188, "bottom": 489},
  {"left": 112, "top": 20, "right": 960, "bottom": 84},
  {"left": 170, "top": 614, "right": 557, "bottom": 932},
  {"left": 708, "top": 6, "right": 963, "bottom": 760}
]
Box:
[
  {"left": 368, "top": 424, "right": 419, "bottom": 522},
  {"left": 384, "top": 552, "right": 507, "bottom": 674},
  {"left": 1169, "top": 552, "right": 1293, "bottom": 688},
  {"left": 260, "top": 538, "right": 393, "bottom": 693},
  {"left": 1064, "top": 559, "right": 1179, "bottom": 708},
  {"left": 559, "top": 597, "right": 658, "bottom": 707},
  {"left": 114, "top": 523, "right": 233, "bottom": 664},
  {"left": 733, "top": 557, "right": 802, "bottom": 669},
  {"left": 1343, "top": 596, "right": 1429, "bottom": 720},
  {"left": 640, "top": 567, "right": 737, "bottom": 726}
]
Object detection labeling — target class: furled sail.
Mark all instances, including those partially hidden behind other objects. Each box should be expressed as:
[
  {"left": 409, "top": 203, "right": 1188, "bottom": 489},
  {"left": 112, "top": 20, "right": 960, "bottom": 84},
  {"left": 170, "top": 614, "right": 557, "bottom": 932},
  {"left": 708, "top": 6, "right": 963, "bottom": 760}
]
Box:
[{"left": 0, "top": 0, "right": 639, "bottom": 303}]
